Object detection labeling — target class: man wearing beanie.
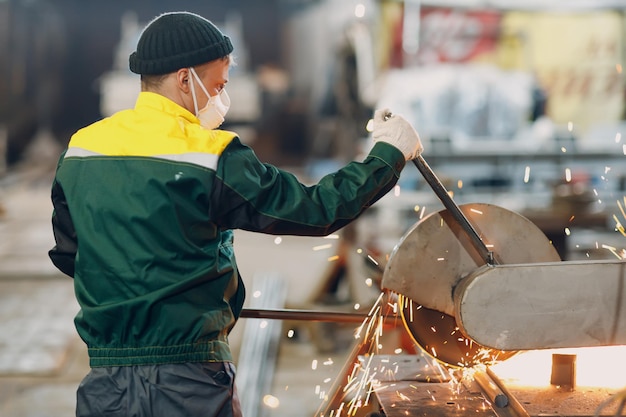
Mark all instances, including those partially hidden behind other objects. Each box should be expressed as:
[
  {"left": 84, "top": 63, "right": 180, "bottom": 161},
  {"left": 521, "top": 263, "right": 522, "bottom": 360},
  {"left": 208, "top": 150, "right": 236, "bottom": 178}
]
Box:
[{"left": 49, "top": 11, "right": 423, "bottom": 417}]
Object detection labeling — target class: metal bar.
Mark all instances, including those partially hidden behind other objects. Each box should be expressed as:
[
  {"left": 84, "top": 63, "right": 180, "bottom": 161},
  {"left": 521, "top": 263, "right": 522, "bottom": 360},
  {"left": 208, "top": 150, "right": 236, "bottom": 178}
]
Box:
[
  {"left": 486, "top": 367, "right": 531, "bottom": 417},
  {"left": 412, "top": 156, "right": 494, "bottom": 264},
  {"left": 474, "top": 371, "right": 509, "bottom": 409},
  {"left": 240, "top": 308, "right": 400, "bottom": 326}
]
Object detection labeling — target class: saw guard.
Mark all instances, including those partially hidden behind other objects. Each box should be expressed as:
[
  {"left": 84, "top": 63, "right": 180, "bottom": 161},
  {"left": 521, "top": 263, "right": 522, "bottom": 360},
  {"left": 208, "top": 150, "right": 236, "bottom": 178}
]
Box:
[{"left": 455, "top": 260, "right": 626, "bottom": 350}]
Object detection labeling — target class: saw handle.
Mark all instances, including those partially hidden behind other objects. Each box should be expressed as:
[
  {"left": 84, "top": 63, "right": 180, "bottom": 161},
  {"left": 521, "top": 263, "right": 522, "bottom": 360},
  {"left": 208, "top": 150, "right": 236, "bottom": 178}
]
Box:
[{"left": 412, "top": 156, "right": 495, "bottom": 265}]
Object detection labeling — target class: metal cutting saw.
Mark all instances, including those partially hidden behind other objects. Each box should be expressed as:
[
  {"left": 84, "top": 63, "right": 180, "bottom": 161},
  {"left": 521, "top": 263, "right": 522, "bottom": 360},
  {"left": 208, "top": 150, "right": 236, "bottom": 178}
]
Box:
[
  {"left": 240, "top": 149, "right": 626, "bottom": 371},
  {"left": 381, "top": 154, "right": 626, "bottom": 369}
]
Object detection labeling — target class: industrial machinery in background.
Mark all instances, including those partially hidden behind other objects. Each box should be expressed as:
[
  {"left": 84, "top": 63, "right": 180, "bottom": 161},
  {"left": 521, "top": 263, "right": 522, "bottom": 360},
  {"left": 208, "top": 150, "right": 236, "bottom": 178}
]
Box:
[{"left": 0, "top": 0, "right": 291, "bottom": 172}]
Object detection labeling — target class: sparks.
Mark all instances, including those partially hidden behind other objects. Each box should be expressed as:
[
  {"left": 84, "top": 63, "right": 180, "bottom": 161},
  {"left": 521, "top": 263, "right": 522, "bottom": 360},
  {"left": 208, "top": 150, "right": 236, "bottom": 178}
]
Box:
[
  {"left": 396, "top": 391, "right": 411, "bottom": 401},
  {"left": 524, "top": 166, "right": 531, "bottom": 183},
  {"left": 313, "top": 244, "right": 333, "bottom": 251},
  {"left": 354, "top": 3, "right": 366, "bottom": 18},
  {"left": 263, "top": 395, "right": 280, "bottom": 408},
  {"left": 602, "top": 244, "right": 622, "bottom": 259},
  {"left": 613, "top": 215, "right": 625, "bottom": 237},
  {"left": 317, "top": 292, "right": 401, "bottom": 416},
  {"left": 367, "top": 255, "right": 379, "bottom": 266},
  {"left": 613, "top": 199, "right": 626, "bottom": 237}
]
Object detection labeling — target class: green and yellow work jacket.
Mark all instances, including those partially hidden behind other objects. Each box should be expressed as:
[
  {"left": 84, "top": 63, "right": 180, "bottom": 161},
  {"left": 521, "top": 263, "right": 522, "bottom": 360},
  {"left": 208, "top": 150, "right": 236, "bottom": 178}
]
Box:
[{"left": 49, "top": 91, "right": 405, "bottom": 367}]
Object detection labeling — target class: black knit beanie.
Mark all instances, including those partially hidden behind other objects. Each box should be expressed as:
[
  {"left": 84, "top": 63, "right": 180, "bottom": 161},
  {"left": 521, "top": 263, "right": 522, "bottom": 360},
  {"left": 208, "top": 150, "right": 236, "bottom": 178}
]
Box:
[{"left": 129, "top": 12, "right": 233, "bottom": 75}]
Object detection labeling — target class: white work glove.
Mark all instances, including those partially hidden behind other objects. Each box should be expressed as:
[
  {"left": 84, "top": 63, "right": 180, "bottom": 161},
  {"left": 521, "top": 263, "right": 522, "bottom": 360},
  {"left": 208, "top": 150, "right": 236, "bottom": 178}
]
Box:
[{"left": 372, "top": 108, "right": 423, "bottom": 161}]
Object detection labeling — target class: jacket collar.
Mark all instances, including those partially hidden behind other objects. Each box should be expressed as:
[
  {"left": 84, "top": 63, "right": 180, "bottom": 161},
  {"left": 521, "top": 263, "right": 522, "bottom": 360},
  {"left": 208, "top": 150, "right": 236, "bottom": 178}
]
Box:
[{"left": 134, "top": 91, "right": 199, "bottom": 125}]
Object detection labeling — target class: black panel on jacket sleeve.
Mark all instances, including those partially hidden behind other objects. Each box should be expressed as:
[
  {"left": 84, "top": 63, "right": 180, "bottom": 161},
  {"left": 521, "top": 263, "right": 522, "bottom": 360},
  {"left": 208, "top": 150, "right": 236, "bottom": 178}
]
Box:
[{"left": 49, "top": 179, "right": 77, "bottom": 277}]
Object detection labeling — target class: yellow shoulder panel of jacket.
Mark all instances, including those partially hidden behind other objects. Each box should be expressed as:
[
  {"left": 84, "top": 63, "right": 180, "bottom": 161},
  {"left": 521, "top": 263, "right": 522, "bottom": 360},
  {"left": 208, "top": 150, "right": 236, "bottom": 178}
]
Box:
[{"left": 67, "top": 109, "right": 238, "bottom": 158}]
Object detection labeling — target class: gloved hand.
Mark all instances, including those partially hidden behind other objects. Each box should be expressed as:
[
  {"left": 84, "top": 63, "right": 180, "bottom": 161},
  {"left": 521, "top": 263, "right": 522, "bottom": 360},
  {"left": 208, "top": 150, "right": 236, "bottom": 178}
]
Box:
[{"left": 372, "top": 108, "right": 423, "bottom": 161}]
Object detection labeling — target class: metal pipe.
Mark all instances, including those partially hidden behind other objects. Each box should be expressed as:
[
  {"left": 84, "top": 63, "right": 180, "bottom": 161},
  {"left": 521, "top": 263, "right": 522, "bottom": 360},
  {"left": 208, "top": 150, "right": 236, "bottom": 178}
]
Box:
[
  {"left": 474, "top": 370, "right": 509, "bottom": 408},
  {"left": 412, "top": 156, "right": 494, "bottom": 264},
  {"left": 486, "top": 367, "right": 531, "bottom": 417},
  {"left": 240, "top": 308, "right": 401, "bottom": 325}
]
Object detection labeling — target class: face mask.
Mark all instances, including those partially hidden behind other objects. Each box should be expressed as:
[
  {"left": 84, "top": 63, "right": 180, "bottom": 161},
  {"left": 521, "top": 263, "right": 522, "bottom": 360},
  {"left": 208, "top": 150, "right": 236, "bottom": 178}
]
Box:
[{"left": 189, "top": 67, "right": 230, "bottom": 130}]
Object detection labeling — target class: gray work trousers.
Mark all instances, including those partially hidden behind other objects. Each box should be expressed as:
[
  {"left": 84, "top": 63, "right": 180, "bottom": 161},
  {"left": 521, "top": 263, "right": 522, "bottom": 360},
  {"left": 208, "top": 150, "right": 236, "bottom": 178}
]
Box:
[{"left": 76, "top": 362, "right": 242, "bottom": 417}]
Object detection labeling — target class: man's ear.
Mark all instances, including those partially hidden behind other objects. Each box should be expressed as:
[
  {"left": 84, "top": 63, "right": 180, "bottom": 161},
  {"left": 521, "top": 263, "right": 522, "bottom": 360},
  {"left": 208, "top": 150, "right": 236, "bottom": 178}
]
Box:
[{"left": 176, "top": 68, "right": 191, "bottom": 93}]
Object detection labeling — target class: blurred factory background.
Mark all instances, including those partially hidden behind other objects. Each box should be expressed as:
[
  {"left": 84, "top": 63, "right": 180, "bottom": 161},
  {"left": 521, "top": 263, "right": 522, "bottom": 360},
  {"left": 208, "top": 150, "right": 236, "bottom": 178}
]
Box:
[
  {"left": 1, "top": 0, "right": 626, "bottom": 416},
  {"left": 2, "top": 0, "right": 626, "bottom": 257}
]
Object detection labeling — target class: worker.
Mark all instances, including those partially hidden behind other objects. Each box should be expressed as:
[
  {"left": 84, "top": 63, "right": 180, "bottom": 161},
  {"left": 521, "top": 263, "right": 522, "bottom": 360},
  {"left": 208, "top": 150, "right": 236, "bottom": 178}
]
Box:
[{"left": 48, "top": 11, "right": 422, "bottom": 417}]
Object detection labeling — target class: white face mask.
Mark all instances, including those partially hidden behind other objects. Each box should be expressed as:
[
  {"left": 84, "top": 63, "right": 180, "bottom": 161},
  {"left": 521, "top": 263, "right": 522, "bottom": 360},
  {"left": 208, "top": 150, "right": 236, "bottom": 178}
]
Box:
[{"left": 189, "top": 67, "right": 230, "bottom": 130}]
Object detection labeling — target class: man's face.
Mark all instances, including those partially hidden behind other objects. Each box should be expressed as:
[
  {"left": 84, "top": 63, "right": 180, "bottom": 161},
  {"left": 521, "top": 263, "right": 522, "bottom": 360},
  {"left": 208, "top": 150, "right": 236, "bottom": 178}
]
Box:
[{"left": 192, "top": 58, "right": 230, "bottom": 107}]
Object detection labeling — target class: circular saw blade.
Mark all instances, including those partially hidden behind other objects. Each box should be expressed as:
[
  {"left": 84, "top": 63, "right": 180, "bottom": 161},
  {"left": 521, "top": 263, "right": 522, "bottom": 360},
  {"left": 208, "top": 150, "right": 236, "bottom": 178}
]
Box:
[
  {"left": 398, "top": 294, "right": 517, "bottom": 368},
  {"left": 383, "top": 203, "right": 561, "bottom": 367}
]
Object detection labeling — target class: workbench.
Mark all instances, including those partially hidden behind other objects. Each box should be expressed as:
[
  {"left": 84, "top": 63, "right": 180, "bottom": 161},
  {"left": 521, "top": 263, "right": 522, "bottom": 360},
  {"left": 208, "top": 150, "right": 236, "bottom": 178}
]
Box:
[{"left": 369, "top": 354, "right": 623, "bottom": 417}]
